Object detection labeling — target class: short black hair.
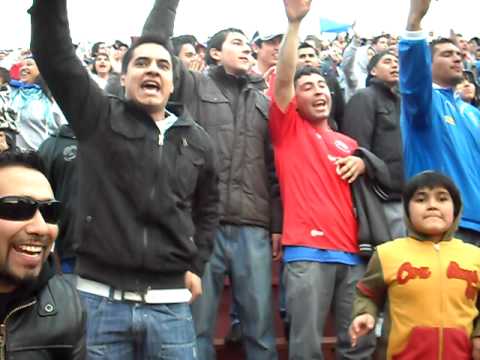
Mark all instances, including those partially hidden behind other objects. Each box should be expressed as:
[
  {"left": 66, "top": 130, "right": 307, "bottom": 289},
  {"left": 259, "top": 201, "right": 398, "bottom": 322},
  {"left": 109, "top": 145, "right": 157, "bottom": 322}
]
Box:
[
  {"left": 171, "top": 35, "right": 198, "bottom": 56},
  {"left": 0, "top": 151, "right": 46, "bottom": 176},
  {"left": 298, "top": 42, "right": 319, "bottom": 56},
  {"left": 294, "top": 65, "right": 325, "bottom": 87},
  {"left": 402, "top": 171, "right": 462, "bottom": 219},
  {"left": 205, "top": 28, "right": 245, "bottom": 66},
  {"left": 430, "top": 38, "right": 458, "bottom": 58},
  {"left": 121, "top": 35, "right": 173, "bottom": 74}
]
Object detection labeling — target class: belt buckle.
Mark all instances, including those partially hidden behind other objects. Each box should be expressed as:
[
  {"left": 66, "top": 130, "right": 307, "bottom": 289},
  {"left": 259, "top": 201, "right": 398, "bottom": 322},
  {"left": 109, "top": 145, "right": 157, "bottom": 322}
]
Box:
[{"left": 118, "top": 290, "right": 145, "bottom": 303}]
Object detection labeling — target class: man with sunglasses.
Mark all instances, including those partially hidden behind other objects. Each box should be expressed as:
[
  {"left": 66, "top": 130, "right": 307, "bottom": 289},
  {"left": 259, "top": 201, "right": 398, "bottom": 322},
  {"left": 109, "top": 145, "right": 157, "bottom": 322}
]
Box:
[
  {"left": 0, "top": 151, "right": 85, "bottom": 359},
  {"left": 29, "top": 0, "right": 220, "bottom": 358}
]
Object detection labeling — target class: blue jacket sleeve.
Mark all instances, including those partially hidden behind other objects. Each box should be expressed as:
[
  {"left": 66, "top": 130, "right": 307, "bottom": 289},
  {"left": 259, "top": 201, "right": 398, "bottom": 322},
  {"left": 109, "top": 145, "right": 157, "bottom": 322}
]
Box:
[{"left": 399, "top": 38, "right": 433, "bottom": 129}]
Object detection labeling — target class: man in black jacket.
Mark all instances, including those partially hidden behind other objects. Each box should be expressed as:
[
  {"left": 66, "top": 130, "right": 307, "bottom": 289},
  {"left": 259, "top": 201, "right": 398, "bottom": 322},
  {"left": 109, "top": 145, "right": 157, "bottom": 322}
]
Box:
[
  {"left": 29, "top": 0, "right": 220, "bottom": 359},
  {"left": 341, "top": 50, "right": 406, "bottom": 239},
  {"left": 0, "top": 151, "right": 85, "bottom": 359},
  {"left": 142, "top": 1, "right": 281, "bottom": 359},
  {"left": 38, "top": 125, "right": 78, "bottom": 277}
]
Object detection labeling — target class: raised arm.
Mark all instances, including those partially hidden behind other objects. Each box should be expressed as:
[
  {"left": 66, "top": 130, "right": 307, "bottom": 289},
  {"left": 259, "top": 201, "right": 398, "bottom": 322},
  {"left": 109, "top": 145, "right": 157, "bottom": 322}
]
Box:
[
  {"left": 141, "top": 0, "right": 195, "bottom": 106},
  {"left": 29, "top": 0, "right": 107, "bottom": 140},
  {"left": 406, "top": 0, "right": 431, "bottom": 31},
  {"left": 275, "top": 0, "right": 312, "bottom": 111},
  {"left": 399, "top": 0, "right": 433, "bottom": 128},
  {"left": 142, "top": 0, "right": 179, "bottom": 41}
]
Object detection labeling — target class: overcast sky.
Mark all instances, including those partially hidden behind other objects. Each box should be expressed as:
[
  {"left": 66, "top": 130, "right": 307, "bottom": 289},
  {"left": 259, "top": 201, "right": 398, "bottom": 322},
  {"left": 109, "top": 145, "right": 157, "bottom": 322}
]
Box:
[{"left": 2, "top": 0, "right": 479, "bottom": 49}]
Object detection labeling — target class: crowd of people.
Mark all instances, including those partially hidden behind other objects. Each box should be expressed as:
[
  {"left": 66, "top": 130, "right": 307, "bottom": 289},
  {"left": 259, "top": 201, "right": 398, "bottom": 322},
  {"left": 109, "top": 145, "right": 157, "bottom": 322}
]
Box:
[{"left": 0, "top": 0, "right": 479, "bottom": 359}]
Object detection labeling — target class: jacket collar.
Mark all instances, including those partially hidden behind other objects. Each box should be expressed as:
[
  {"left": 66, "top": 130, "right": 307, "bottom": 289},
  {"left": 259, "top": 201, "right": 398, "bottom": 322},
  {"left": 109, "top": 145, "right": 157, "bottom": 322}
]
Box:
[
  {"left": 208, "top": 65, "right": 267, "bottom": 91},
  {"left": 369, "top": 78, "right": 399, "bottom": 98}
]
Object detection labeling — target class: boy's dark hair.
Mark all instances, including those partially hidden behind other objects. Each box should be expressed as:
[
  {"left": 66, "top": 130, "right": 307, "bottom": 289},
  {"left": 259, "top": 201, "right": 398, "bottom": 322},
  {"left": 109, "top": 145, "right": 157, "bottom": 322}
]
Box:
[
  {"left": 121, "top": 35, "right": 173, "bottom": 74},
  {"left": 0, "top": 150, "right": 46, "bottom": 176},
  {"left": 294, "top": 65, "right": 325, "bottom": 87},
  {"left": 171, "top": 35, "right": 198, "bottom": 56},
  {"left": 298, "top": 42, "right": 319, "bottom": 56},
  {"left": 205, "top": 28, "right": 245, "bottom": 66},
  {"left": 402, "top": 171, "right": 462, "bottom": 219},
  {"left": 430, "top": 38, "right": 458, "bottom": 58}
]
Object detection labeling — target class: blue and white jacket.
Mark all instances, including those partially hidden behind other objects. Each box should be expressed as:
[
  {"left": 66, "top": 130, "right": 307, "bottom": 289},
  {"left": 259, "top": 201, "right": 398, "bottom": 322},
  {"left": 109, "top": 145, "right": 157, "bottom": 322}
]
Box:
[{"left": 399, "top": 32, "right": 480, "bottom": 232}]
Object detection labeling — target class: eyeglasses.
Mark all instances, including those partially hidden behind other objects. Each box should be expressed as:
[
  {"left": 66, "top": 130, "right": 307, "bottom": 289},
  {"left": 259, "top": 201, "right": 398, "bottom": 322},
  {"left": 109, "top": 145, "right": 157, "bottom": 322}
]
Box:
[{"left": 0, "top": 196, "right": 61, "bottom": 224}]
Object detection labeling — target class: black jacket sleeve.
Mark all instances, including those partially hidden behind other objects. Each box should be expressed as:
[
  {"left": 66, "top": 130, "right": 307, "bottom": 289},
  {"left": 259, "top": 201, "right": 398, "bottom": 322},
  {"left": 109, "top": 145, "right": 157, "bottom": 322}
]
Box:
[
  {"left": 29, "top": 0, "right": 108, "bottom": 141},
  {"left": 191, "top": 132, "right": 220, "bottom": 276},
  {"left": 141, "top": 0, "right": 197, "bottom": 106},
  {"left": 341, "top": 89, "right": 376, "bottom": 148}
]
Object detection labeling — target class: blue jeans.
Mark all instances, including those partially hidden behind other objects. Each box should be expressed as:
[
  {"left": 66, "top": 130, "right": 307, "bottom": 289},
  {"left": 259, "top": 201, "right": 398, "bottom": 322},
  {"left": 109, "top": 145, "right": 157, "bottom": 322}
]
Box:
[
  {"left": 191, "top": 225, "right": 277, "bottom": 360},
  {"left": 80, "top": 292, "right": 197, "bottom": 360}
]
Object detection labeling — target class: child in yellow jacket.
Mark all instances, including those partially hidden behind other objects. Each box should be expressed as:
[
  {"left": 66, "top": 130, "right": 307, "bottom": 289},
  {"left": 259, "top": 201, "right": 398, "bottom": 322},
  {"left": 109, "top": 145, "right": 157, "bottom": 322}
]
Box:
[{"left": 350, "top": 171, "right": 480, "bottom": 360}]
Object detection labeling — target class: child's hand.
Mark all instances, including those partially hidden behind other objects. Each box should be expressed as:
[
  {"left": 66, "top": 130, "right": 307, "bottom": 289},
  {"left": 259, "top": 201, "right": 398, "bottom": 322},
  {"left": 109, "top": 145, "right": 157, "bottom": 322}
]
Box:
[
  {"left": 472, "top": 337, "right": 480, "bottom": 360},
  {"left": 349, "top": 314, "right": 375, "bottom": 347}
]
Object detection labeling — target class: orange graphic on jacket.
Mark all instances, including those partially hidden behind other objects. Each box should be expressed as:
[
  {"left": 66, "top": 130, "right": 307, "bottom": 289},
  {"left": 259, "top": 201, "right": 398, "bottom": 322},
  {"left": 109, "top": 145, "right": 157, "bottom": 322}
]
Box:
[
  {"left": 447, "top": 261, "right": 478, "bottom": 300},
  {"left": 396, "top": 262, "right": 431, "bottom": 284}
]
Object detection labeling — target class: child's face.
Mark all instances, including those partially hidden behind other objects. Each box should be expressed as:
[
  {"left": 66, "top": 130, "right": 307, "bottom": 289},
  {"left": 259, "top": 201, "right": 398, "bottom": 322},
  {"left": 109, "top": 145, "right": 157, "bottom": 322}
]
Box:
[{"left": 408, "top": 186, "right": 454, "bottom": 240}]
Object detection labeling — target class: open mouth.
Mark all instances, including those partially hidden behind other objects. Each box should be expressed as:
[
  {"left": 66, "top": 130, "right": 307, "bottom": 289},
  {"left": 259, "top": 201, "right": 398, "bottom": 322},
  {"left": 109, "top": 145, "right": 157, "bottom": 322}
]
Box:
[
  {"left": 313, "top": 99, "right": 327, "bottom": 108},
  {"left": 13, "top": 244, "right": 44, "bottom": 257},
  {"left": 141, "top": 80, "right": 161, "bottom": 93}
]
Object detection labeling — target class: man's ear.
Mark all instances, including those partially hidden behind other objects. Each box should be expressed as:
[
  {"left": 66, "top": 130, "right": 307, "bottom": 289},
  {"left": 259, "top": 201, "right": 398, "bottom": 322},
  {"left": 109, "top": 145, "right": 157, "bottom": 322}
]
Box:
[
  {"left": 209, "top": 48, "right": 221, "bottom": 63},
  {"left": 120, "top": 74, "right": 126, "bottom": 87}
]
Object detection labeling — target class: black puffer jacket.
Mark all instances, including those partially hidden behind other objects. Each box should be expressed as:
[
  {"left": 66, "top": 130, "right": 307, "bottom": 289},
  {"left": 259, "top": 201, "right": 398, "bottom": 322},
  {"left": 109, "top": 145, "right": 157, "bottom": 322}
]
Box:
[
  {"left": 37, "top": 125, "right": 78, "bottom": 260},
  {"left": 341, "top": 78, "right": 404, "bottom": 199},
  {"left": 0, "top": 260, "right": 86, "bottom": 360},
  {"left": 143, "top": 0, "right": 282, "bottom": 233}
]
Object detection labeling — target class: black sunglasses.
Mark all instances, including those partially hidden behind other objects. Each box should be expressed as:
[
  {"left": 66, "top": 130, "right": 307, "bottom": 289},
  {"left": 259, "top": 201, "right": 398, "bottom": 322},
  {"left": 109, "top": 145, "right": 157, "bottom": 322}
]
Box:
[{"left": 0, "top": 196, "right": 61, "bottom": 224}]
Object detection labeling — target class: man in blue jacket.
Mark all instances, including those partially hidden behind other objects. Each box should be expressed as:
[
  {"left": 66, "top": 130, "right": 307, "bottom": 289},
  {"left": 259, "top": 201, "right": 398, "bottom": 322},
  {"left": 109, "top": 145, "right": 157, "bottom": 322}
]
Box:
[{"left": 400, "top": 0, "right": 480, "bottom": 245}]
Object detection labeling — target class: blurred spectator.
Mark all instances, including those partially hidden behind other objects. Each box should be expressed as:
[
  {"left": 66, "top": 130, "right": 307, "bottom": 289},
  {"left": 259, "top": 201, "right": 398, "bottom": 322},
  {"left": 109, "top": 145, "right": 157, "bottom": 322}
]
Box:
[
  {"left": 0, "top": 68, "right": 18, "bottom": 152},
  {"left": 9, "top": 57, "right": 65, "bottom": 151},
  {"left": 110, "top": 40, "right": 129, "bottom": 73},
  {"left": 456, "top": 70, "right": 480, "bottom": 108},
  {"left": 252, "top": 32, "right": 283, "bottom": 75},
  {"left": 90, "top": 53, "right": 113, "bottom": 90}
]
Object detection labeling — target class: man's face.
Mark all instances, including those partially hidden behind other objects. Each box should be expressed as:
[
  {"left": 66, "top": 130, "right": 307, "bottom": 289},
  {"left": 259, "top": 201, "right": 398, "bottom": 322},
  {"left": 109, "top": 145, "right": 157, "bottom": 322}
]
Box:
[
  {"left": 0, "top": 166, "right": 58, "bottom": 293},
  {"left": 122, "top": 43, "right": 173, "bottom": 115},
  {"left": 213, "top": 32, "right": 252, "bottom": 76},
  {"left": 456, "top": 36, "right": 468, "bottom": 52},
  {"left": 94, "top": 54, "right": 111, "bottom": 75},
  {"left": 298, "top": 47, "right": 320, "bottom": 67},
  {"left": 178, "top": 43, "right": 198, "bottom": 67},
  {"left": 113, "top": 46, "right": 128, "bottom": 62},
  {"left": 256, "top": 36, "right": 282, "bottom": 69},
  {"left": 408, "top": 186, "right": 454, "bottom": 240},
  {"left": 473, "top": 48, "right": 480, "bottom": 61},
  {"left": 371, "top": 54, "right": 399, "bottom": 86},
  {"left": 19, "top": 58, "right": 40, "bottom": 84},
  {"left": 372, "top": 37, "right": 389, "bottom": 52},
  {"left": 456, "top": 79, "right": 476, "bottom": 102},
  {"left": 295, "top": 73, "right": 331, "bottom": 123},
  {"left": 432, "top": 43, "right": 463, "bottom": 88}
]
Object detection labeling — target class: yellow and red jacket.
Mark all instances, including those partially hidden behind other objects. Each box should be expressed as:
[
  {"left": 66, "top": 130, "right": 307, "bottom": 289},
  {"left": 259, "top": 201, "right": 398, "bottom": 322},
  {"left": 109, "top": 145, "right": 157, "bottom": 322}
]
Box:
[{"left": 353, "top": 237, "right": 480, "bottom": 360}]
